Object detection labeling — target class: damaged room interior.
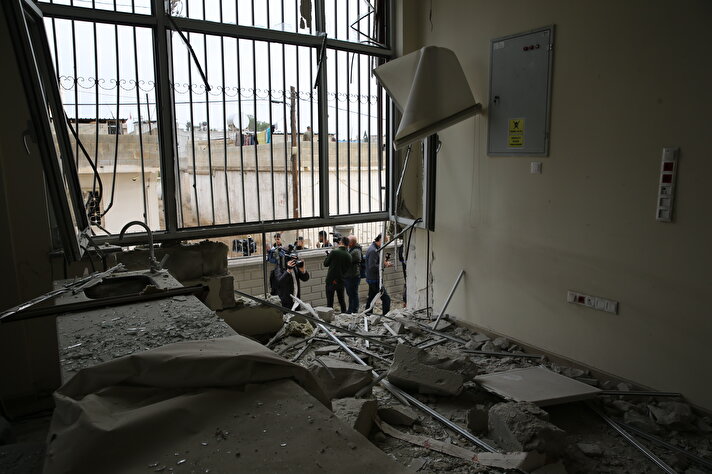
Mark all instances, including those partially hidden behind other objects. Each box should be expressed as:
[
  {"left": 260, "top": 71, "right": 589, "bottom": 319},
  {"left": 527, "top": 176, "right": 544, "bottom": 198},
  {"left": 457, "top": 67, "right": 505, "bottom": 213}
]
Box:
[{"left": 1, "top": 0, "right": 711, "bottom": 473}]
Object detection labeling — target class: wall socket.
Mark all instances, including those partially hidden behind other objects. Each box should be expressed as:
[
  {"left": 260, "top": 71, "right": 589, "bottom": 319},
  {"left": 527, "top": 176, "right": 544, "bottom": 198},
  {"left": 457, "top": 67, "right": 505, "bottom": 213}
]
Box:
[{"left": 567, "top": 290, "right": 618, "bottom": 314}]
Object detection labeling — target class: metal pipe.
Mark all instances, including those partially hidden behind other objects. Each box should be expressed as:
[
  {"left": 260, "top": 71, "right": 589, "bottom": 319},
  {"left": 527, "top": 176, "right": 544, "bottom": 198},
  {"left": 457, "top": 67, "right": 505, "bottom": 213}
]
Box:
[
  {"left": 233, "top": 289, "right": 393, "bottom": 348},
  {"left": 590, "top": 405, "right": 676, "bottom": 474},
  {"left": 1, "top": 284, "right": 207, "bottom": 324},
  {"left": 432, "top": 269, "right": 464, "bottom": 330},
  {"left": 379, "top": 312, "right": 468, "bottom": 344},
  {"left": 617, "top": 421, "right": 712, "bottom": 471},
  {"left": 118, "top": 221, "right": 159, "bottom": 272},
  {"left": 289, "top": 296, "right": 498, "bottom": 454},
  {"left": 376, "top": 217, "right": 422, "bottom": 253},
  {"left": 464, "top": 350, "right": 544, "bottom": 360},
  {"left": 599, "top": 390, "right": 682, "bottom": 398}
]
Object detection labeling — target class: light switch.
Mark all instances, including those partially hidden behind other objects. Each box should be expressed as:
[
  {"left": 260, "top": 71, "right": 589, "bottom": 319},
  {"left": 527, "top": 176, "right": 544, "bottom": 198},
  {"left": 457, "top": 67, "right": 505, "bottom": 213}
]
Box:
[{"left": 530, "top": 161, "right": 542, "bottom": 174}]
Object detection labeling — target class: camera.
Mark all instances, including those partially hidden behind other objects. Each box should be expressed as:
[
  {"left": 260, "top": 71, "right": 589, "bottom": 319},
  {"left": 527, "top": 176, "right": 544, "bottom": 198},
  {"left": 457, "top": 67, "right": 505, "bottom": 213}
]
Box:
[{"left": 281, "top": 252, "right": 304, "bottom": 269}]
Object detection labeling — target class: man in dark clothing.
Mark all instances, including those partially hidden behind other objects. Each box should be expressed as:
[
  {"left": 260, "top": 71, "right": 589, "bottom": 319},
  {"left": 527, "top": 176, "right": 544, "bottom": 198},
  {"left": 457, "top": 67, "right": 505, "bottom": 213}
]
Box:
[
  {"left": 323, "top": 236, "right": 351, "bottom": 312},
  {"left": 365, "top": 234, "right": 392, "bottom": 315},
  {"left": 344, "top": 235, "right": 363, "bottom": 314},
  {"left": 317, "top": 230, "right": 332, "bottom": 248},
  {"left": 273, "top": 256, "right": 309, "bottom": 308}
]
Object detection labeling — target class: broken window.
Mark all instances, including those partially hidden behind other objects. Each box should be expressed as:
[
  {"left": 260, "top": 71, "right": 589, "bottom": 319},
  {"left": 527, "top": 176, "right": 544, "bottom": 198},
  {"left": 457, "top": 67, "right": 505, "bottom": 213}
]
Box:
[{"left": 32, "top": 0, "right": 394, "bottom": 250}]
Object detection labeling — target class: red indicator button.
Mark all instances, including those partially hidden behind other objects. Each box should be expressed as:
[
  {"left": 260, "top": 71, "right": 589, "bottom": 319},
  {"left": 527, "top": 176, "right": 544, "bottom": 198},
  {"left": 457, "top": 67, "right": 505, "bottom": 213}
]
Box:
[
  {"left": 577, "top": 296, "right": 586, "bottom": 304},
  {"left": 662, "top": 174, "right": 673, "bottom": 183},
  {"left": 663, "top": 162, "right": 675, "bottom": 172}
]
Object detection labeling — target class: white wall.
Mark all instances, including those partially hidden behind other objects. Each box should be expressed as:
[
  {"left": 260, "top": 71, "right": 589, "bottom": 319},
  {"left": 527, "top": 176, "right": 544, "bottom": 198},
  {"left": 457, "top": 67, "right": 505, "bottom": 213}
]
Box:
[{"left": 402, "top": 0, "right": 712, "bottom": 409}]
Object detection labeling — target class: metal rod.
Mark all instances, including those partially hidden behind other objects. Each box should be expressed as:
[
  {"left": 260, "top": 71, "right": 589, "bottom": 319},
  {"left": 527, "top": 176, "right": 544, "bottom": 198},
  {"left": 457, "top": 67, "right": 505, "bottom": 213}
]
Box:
[
  {"left": 306, "top": 303, "right": 498, "bottom": 453},
  {"left": 355, "top": 371, "right": 388, "bottom": 398},
  {"left": 591, "top": 405, "right": 676, "bottom": 474},
  {"left": 379, "top": 312, "right": 468, "bottom": 344},
  {"left": 616, "top": 421, "right": 712, "bottom": 471},
  {"left": 233, "top": 289, "right": 393, "bottom": 348},
  {"left": 432, "top": 270, "right": 465, "bottom": 330},
  {"left": 599, "top": 390, "right": 682, "bottom": 398},
  {"left": 464, "top": 350, "right": 544, "bottom": 359},
  {"left": 2, "top": 284, "right": 208, "bottom": 324},
  {"left": 376, "top": 217, "right": 422, "bottom": 253}
]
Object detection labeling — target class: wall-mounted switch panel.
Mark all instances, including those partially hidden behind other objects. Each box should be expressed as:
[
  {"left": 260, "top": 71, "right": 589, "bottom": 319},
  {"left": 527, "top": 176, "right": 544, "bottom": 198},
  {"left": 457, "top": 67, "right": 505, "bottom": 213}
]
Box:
[
  {"left": 567, "top": 290, "right": 618, "bottom": 314},
  {"left": 656, "top": 147, "right": 679, "bottom": 222}
]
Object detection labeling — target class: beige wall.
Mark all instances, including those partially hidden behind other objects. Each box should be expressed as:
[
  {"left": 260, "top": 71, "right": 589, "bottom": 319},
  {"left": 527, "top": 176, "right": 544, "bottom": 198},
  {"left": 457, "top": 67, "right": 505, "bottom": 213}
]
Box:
[{"left": 402, "top": 0, "right": 712, "bottom": 409}]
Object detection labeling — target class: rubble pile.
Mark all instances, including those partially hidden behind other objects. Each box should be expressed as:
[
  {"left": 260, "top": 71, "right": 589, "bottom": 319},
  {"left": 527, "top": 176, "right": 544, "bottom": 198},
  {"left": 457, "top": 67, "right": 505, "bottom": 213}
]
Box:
[{"left": 272, "top": 308, "right": 712, "bottom": 473}]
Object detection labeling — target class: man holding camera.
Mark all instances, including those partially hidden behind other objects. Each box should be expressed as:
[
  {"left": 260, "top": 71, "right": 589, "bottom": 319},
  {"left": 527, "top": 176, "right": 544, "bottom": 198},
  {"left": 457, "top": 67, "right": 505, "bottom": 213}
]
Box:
[
  {"left": 274, "top": 253, "right": 310, "bottom": 309},
  {"left": 323, "top": 236, "right": 351, "bottom": 312}
]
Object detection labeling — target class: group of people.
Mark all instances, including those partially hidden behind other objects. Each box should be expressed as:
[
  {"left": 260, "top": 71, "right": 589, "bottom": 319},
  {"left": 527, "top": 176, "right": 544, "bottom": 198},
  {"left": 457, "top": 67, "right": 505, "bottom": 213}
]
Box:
[{"left": 266, "top": 232, "right": 392, "bottom": 315}]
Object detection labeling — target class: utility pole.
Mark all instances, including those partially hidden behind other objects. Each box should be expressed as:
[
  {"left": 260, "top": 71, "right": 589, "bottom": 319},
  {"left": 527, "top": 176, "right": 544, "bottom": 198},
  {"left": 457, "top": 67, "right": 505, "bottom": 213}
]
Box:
[{"left": 290, "top": 86, "right": 299, "bottom": 218}]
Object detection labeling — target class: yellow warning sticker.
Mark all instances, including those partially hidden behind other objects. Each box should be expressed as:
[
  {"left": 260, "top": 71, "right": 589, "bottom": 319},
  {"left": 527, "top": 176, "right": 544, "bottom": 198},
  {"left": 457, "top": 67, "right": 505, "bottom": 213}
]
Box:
[
  {"left": 508, "top": 134, "right": 524, "bottom": 147},
  {"left": 508, "top": 118, "right": 525, "bottom": 133},
  {"left": 508, "top": 118, "right": 525, "bottom": 147}
]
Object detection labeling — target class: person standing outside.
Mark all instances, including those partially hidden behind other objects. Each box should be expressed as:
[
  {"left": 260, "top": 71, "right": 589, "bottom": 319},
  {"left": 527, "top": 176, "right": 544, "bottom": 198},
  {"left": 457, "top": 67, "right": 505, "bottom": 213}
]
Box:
[
  {"left": 266, "top": 233, "right": 284, "bottom": 264},
  {"left": 274, "top": 254, "right": 310, "bottom": 309},
  {"left": 323, "top": 236, "right": 351, "bottom": 312},
  {"left": 317, "top": 230, "right": 332, "bottom": 248},
  {"left": 365, "top": 234, "right": 392, "bottom": 315},
  {"left": 344, "top": 235, "right": 363, "bottom": 314}
]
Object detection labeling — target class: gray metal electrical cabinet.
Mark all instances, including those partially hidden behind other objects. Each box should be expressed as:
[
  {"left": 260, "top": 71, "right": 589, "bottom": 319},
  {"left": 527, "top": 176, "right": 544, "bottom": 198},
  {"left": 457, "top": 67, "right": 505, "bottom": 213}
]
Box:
[{"left": 487, "top": 26, "right": 554, "bottom": 156}]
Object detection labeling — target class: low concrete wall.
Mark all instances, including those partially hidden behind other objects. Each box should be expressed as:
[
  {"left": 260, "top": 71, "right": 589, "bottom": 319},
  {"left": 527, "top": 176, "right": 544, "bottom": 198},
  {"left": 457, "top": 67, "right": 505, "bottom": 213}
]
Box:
[{"left": 228, "top": 248, "right": 405, "bottom": 310}]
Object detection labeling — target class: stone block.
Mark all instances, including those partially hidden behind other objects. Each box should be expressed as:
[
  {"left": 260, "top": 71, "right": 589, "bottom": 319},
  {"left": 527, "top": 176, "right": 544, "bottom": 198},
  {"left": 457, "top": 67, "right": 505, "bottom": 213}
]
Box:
[
  {"left": 488, "top": 402, "right": 566, "bottom": 457},
  {"left": 184, "top": 274, "right": 235, "bottom": 311},
  {"left": 577, "top": 443, "right": 603, "bottom": 457},
  {"left": 377, "top": 405, "right": 419, "bottom": 427},
  {"left": 492, "top": 337, "right": 510, "bottom": 350},
  {"left": 624, "top": 410, "right": 662, "bottom": 434},
  {"left": 314, "top": 306, "right": 335, "bottom": 322},
  {"left": 386, "top": 344, "right": 463, "bottom": 396},
  {"left": 332, "top": 398, "right": 378, "bottom": 437},
  {"left": 310, "top": 357, "right": 373, "bottom": 400},
  {"left": 648, "top": 401, "right": 695, "bottom": 430}
]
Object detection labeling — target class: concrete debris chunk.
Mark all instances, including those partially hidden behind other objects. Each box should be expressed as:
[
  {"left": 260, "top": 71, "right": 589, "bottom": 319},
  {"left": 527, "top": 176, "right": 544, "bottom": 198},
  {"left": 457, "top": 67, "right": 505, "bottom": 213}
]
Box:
[
  {"left": 465, "top": 405, "right": 489, "bottom": 434},
  {"left": 386, "top": 344, "right": 463, "bottom": 396},
  {"left": 428, "top": 319, "right": 452, "bottom": 331},
  {"left": 623, "top": 410, "right": 661, "bottom": 434},
  {"left": 561, "top": 367, "right": 586, "bottom": 379},
  {"left": 610, "top": 399, "right": 636, "bottom": 413},
  {"left": 648, "top": 401, "right": 695, "bottom": 430},
  {"left": 464, "top": 340, "right": 482, "bottom": 350},
  {"left": 616, "top": 382, "right": 633, "bottom": 392},
  {"left": 577, "top": 442, "right": 603, "bottom": 457},
  {"left": 314, "top": 306, "right": 335, "bottom": 322},
  {"left": 377, "top": 405, "right": 419, "bottom": 427},
  {"left": 492, "top": 337, "right": 510, "bottom": 350},
  {"left": 332, "top": 398, "right": 377, "bottom": 437},
  {"left": 309, "top": 356, "right": 373, "bottom": 400},
  {"left": 488, "top": 402, "right": 567, "bottom": 457},
  {"left": 428, "top": 346, "right": 479, "bottom": 379},
  {"left": 481, "top": 341, "right": 496, "bottom": 352},
  {"left": 471, "top": 333, "right": 490, "bottom": 343},
  {"left": 313, "top": 345, "right": 341, "bottom": 356}
]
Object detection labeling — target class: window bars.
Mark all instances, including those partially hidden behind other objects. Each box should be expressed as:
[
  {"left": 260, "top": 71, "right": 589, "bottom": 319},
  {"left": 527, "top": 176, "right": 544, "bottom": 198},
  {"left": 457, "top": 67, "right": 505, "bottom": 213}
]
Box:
[{"left": 36, "top": 0, "right": 393, "bottom": 244}]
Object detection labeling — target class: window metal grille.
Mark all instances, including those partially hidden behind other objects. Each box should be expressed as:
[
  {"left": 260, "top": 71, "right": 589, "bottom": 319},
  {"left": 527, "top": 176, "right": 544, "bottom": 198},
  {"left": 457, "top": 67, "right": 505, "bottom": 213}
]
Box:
[{"left": 36, "top": 0, "right": 394, "bottom": 246}]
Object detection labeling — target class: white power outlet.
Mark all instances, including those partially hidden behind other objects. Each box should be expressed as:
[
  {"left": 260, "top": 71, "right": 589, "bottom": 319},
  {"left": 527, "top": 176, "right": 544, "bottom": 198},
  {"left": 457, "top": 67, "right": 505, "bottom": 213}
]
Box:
[{"left": 567, "top": 290, "right": 619, "bottom": 314}]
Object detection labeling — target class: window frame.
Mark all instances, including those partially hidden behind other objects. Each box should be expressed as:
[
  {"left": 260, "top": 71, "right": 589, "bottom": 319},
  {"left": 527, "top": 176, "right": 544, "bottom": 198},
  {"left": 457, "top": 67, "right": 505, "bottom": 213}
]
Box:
[{"left": 34, "top": 0, "right": 395, "bottom": 247}]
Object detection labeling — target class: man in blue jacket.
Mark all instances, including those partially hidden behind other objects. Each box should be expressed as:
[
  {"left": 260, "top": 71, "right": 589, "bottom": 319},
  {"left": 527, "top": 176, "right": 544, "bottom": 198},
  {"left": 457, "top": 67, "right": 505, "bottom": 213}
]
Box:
[{"left": 364, "top": 234, "right": 392, "bottom": 315}]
